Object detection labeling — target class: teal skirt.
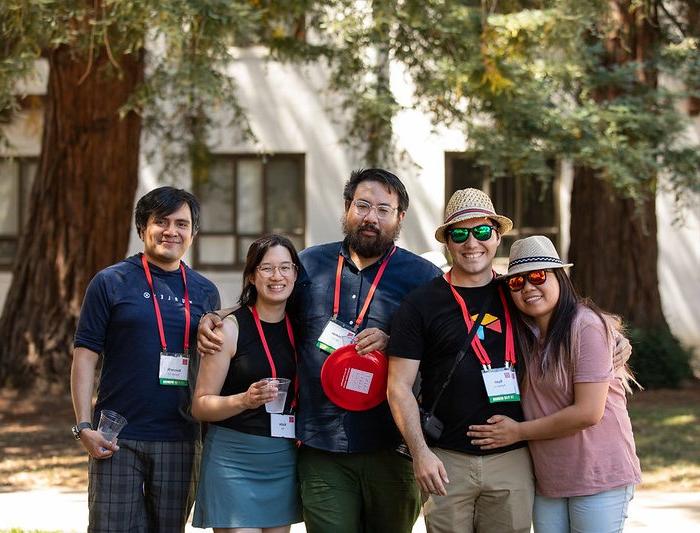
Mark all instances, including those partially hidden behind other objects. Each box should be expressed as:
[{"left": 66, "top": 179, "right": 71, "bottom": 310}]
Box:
[{"left": 192, "top": 424, "right": 302, "bottom": 528}]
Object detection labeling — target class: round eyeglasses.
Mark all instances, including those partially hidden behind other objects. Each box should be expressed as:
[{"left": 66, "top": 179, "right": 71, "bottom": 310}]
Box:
[
  {"left": 352, "top": 200, "right": 398, "bottom": 220},
  {"left": 257, "top": 263, "right": 297, "bottom": 277}
]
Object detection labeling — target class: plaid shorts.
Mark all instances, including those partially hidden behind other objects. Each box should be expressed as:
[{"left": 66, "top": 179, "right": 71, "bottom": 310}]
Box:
[{"left": 87, "top": 439, "right": 200, "bottom": 533}]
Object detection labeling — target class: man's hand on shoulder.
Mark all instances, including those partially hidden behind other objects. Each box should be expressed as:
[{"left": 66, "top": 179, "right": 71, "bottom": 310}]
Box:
[
  {"left": 79, "top": 429, "right": 119, "bottom": 459},
  {"left": 198, "top": 313, "right": 224, "bottom": 356},
  {"left": 354, "top": 327, "right": 389, "bottom": 355}
]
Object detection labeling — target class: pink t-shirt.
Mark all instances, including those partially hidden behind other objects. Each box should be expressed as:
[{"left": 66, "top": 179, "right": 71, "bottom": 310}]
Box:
[{"left": 522, "top": 306, "right": 641, "bottom": 497}]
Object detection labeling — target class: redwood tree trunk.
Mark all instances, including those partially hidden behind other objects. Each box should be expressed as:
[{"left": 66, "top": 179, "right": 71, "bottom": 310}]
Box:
[
  {"left": 569, "top": 168, "right": 666, "bottom": 328},
  {"left": 0, "top": 45, "right": 144, "bottom": 388},
  {"left": 569, "top": 1, "right": 669, "bottom": 331}
]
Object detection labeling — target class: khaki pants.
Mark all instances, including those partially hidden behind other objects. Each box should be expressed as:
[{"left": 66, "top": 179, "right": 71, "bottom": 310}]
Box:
[{"left": 423, "top": 446, "right": 534, "bottom": 533}]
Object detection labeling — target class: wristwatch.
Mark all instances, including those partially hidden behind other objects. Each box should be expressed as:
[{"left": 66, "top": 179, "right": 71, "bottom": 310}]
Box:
[{"left": 71, "top": 422, "right": 92, "bottom": 440}]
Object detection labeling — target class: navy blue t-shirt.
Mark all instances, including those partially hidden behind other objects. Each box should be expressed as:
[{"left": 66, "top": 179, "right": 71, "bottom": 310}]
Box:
[{"left": 75, "top": 254, "right": 220, "bottom": 441}]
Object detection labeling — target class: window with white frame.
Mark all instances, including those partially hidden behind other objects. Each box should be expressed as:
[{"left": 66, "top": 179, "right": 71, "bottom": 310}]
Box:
[
  {"left": 445, "top": 153, "right": 559, "bottom": 258},
  {"left": 0, "top": 157, "right": 37, "bottom": 268},
  {"left": 195, "top": 154, "right": 305, "bottom": 268}
]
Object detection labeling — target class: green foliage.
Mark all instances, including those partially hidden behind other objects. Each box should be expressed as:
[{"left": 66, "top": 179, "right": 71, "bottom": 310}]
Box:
[
  {"left": 629, "top": 327, "right": 694, "bottom": 389},
  {"left": 1, "top": 0, "right": 698, "bottom": 194},
  {"left": 0, "top": 0, "right": 330, "bottom": 172},
  {"left": 294, "top": 0, "right": 699, "bottom": 204}
]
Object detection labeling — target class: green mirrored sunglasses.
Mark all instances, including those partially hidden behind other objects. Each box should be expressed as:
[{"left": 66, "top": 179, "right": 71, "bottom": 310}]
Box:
[{"left": 446, "top": 225, "right": 497, "bottom": 243}]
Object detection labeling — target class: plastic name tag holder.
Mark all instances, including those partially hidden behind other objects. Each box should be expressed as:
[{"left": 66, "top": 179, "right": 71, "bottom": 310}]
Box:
[{"left": 320, "top": 344, "right": 388, "bottom": 411}]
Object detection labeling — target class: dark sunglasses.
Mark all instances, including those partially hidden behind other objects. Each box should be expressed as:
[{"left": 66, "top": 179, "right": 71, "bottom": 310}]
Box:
[
  {"left": 446, "top": 225, "right": 496, "bottom": 243},
  {"left": 506, "top": 270, "right": 548, "bottom": 292}
]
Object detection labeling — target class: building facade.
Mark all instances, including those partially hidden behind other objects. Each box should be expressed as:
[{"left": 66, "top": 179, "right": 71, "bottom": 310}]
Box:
[{"left": 2, "top": 52, "right": 699, "bottom": 360}]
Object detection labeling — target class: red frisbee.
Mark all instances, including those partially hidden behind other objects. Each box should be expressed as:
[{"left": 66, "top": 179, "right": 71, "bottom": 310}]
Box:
[{"left": 320, "top": 344, "right": 388, "bottom": 411}]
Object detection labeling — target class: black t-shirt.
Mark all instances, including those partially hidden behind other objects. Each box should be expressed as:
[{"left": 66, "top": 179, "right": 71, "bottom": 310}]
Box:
[
  {"left": 215, "top": 306, "right": 296, "bottom": 437},
  {"left": 388, "top": 276, "right": 525, "bottom": 455}
]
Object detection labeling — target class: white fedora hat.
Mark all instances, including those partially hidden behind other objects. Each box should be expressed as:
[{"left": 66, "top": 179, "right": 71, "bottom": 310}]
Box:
[
  {"left": 435, "top": 188, "right": 513, "bottom": 243},
  {"left": 506, "top": 235, "right": 573, "bottom": 276}
]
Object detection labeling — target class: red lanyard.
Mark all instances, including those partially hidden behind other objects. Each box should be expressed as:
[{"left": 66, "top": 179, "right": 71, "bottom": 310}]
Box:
[
  {"left": 332, "top": 246, "right": 397, "bottom": 329},
  {"left": 141, "top": 254, "right": 191, "bottom": 354},
  {"left": 444, "top": 271, "right": 516, "bottom": 370},
  {"left": 251, "top": 306, "right": 299, "bottom": 409}
]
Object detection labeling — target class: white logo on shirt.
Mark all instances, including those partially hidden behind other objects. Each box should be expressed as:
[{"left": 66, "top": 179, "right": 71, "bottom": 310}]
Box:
[{"left": 142, "top": 292, "right": 193, "bottom": 305}]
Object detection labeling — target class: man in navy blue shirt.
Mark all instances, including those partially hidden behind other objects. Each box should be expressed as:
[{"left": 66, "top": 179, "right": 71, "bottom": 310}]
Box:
[
  {"left": 71, "top": 186, "right": 220, "bottom": 533},
  {"left": 199, "top": 169, "right": 442, "bottom": 533}
]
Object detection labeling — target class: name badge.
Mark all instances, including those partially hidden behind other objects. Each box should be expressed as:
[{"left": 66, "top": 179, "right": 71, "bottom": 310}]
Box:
[
  {"left": 316, "top": 318, "right": 356, "bottom": 354},
  {"left": 270, "top": 414, "right": 296, "bottom": 439},
  {"left": 159, "top": 351, "right": 189, "bottom": 386},
  {"left": 481, "top": 367, "right": 521, "bottom": 403}
]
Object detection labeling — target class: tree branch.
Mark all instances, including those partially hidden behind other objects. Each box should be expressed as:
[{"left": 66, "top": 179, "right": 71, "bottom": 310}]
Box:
[{"left": 657, "top": 0, "right": 687, "bottom": 39}]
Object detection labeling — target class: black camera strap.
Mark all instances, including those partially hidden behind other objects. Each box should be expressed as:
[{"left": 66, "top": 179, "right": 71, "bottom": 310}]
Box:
[{"left": 420, "top": 289, "right": 494, "bottom": 420}]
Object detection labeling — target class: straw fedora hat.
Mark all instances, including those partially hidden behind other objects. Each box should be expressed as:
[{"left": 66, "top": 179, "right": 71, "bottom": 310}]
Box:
[
  {"left": 506, "top": 235, "right": 573, "bottom": 276},
  {"left": 435, "top": 188, "right": 513, "bottom": 243}
]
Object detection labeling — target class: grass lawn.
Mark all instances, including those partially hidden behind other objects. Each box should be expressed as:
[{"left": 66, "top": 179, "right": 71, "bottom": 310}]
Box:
[
  {"left": 628, "top": 385, "right": 700, "bottom": 490},
  {"left": 1, "top": 384, "right": 699, "bottom": 497}
]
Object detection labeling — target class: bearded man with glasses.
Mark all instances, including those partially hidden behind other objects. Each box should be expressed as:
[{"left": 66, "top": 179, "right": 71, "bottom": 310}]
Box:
[{"left": 198, "top": 168, "right": 442, "bottom": 533}]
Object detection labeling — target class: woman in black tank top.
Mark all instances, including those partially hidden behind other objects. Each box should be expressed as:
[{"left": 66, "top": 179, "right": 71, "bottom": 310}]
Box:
[{"left": 191, "top": 235, "right": 302, "bottom": 532}]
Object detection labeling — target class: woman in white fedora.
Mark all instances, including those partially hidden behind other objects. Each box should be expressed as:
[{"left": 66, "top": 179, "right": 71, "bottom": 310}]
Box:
[{"left": 467, "top": 235, "right": 641, "bottom": 533}]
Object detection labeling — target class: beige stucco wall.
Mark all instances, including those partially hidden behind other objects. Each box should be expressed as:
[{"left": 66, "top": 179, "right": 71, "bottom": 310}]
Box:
[{"left": 1, "top": 55, "right": 698, "bottom": 363}]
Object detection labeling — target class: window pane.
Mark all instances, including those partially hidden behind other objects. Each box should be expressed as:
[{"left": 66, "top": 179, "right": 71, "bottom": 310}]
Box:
[
  {"left": 198, "top": 235, "right": 236, "bottom": 264},
  {"left": 0, "top": 160, "right": 19, "bottom": 235},
  {"left": 287, "top": 234, "right": 305, "bottom": 254},
  {"left": 497, "top": 234, "right": 516, "bottom": 259},
  {"left": 517, "top": 229, "right": 559, "bottom": 246},
  {"left": 21, "top": 160, "right": 37, "bottom": 221},
  {"left": 237, "top": 159, "right": 263, "bottom": 233},
  {"left": 491, "top": 177, "right": 516, "bottom": 223},
  {"left": 450, "top": 157, "right": 486, "bottom": 192},
  {"left": 0, "top": 240, "right": 17, "bottom": 265},
  {"left": 200, "top": 159, "right": 234, "bottom": 232},
  {"left": 266, "top": 158, "right": 303, "bottom": 232},
  {"left": 238, "top": 236, "right": 258, "bottom": 262},
  {"left": 520, "top": 178, "right": 555, "bottom": 228}
]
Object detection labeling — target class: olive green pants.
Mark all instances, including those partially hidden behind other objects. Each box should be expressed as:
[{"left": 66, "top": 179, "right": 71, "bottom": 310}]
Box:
[{"left": 298, "top": 446, "right": 420, "bottom": 533}]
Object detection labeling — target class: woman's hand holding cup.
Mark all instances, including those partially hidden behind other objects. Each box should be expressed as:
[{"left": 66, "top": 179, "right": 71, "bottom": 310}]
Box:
[{"left": 243, "top": 379, "right": 279, "bottom": 410}]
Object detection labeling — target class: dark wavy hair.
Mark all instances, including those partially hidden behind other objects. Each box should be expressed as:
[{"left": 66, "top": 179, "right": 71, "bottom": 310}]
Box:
[
  {"left": 135, "top": 186, "right": 201, "bottom": 237},
  {"left": 239, "top": 234, "right": 301, "bottom": 307},
  {"left": 343, "top": 168, "right": 409, "bottom": 213}
]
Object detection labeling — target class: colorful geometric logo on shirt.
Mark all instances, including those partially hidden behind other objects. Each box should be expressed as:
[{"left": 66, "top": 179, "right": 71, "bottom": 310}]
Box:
[{"left": 470, "top": 312, "right": 502, "bottom": 340}]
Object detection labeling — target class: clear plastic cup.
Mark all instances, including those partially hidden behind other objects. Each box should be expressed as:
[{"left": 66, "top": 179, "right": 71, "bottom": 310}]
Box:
[
  {"left": 97, "top": 409, "right": 127, "bottom": 443},
  {"left": 262, "top": 377, "right": 291, "bottom": 414}
]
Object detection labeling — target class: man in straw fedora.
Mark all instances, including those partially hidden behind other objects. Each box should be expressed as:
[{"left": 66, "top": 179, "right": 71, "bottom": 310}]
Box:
[
  {"left": 387, "top": 189, "right": 631, "bottom": 533},
  {"left": 387, "top": 188, "right": 534, "bottom": 533}
]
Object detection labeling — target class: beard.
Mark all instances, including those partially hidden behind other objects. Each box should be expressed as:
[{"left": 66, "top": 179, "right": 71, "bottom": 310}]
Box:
[{"left": 342, "top": 215, "right": 401, "bottom": 259}]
